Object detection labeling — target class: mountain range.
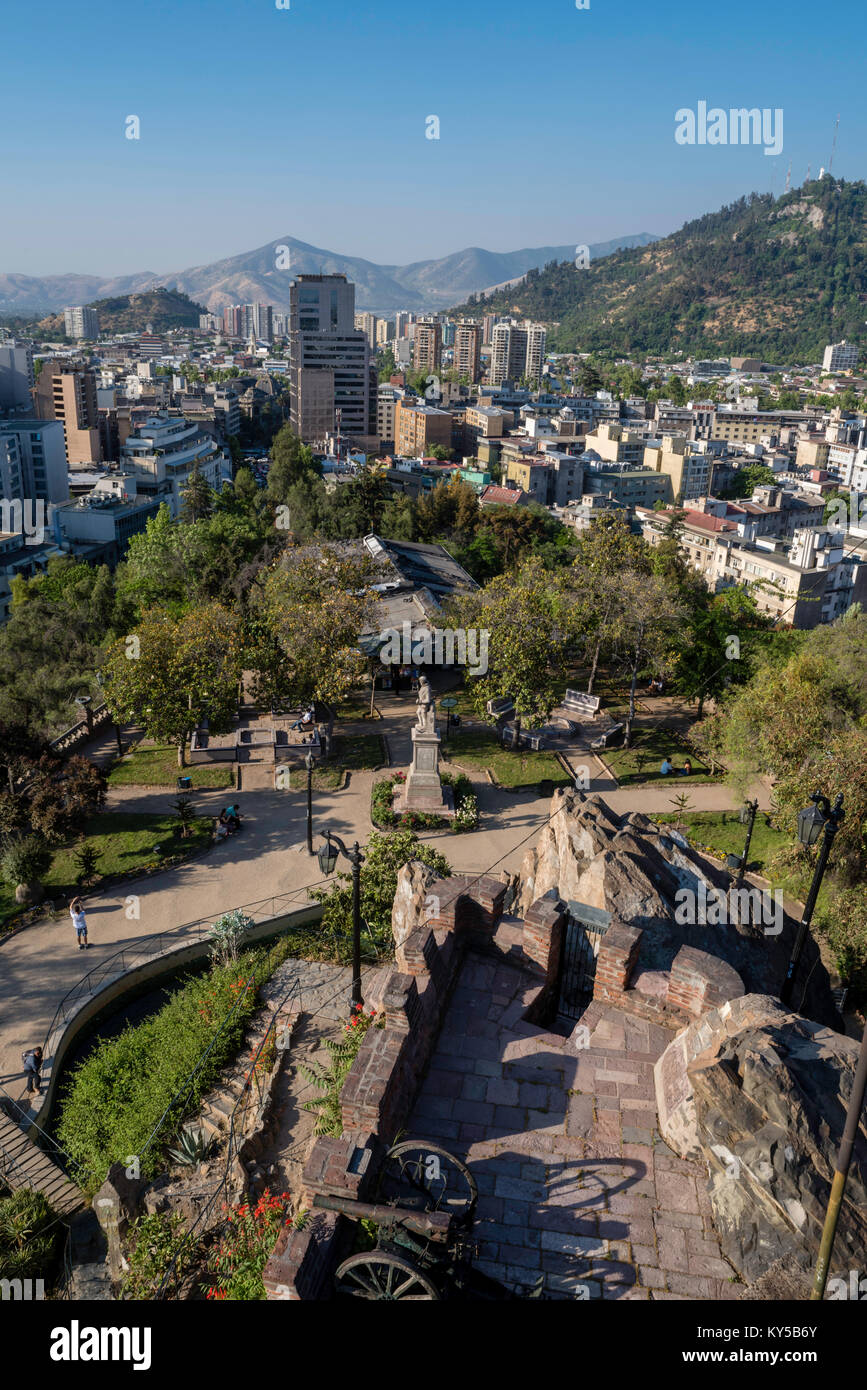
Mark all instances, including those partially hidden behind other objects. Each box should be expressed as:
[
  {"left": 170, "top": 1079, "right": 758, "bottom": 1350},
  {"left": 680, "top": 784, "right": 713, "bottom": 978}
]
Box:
[
  {"left": 0, "top": 234, "right": 658, "bottom": 319},
  {"left": 451, "top": 179, "right": 867, "bottom": 361}
]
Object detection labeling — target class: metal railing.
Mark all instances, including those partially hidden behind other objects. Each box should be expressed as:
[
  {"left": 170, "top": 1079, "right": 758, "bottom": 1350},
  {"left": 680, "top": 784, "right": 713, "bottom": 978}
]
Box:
[{"left": 41, "top": 882, "right": 325, "bottom": 1060}]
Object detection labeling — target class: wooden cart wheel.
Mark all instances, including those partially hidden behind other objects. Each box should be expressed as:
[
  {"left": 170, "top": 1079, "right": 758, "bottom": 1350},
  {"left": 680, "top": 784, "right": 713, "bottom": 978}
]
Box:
[
  {"left": 334, "top": 1251, "right": 440, "bottom": 1301},
  {"left": 377, "top": 1140, "right": 478, "bottom": 1221}
]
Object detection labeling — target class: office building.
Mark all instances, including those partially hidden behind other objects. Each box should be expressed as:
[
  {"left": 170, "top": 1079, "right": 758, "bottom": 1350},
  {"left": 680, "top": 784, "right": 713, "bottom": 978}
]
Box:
[
  {"left": 120, "top": 414, "right": 226, "bottom": 517},
  {"left": 0, "top": 340, "right": 35, "bottom": 415},
  {"left": 0, "top": 419, "right": 67, "bottom": 504},
  {"left": 289, "top": 274, "right": 370, "bottom": 443}
]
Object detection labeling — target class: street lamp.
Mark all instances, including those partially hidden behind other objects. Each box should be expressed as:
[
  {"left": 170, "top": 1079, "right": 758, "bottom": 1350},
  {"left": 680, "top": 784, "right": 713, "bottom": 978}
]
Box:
[
  {"left": 734, "top": 798, "right": 759, "bottom": 891},
  {"left": 780, "top": 792, "right": 844, "bottom": 1007},
  {"left": 317, "top": 831, "right": 365, "bottom": 1009},
  {"left": 304, "top": 749, "right": 315, "bottom": 855}
]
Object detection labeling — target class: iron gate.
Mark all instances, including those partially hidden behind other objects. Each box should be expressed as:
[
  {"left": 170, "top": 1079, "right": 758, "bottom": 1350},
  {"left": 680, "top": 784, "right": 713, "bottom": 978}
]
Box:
[{"left": 556, "top": 901, "right": 612, "bottom": 1021}]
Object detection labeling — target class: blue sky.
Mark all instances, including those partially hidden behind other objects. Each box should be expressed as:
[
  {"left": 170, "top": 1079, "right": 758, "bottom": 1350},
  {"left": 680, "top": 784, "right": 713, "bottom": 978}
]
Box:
[{"left": 3, "top": 0, "right": 864, "bottom": 275}]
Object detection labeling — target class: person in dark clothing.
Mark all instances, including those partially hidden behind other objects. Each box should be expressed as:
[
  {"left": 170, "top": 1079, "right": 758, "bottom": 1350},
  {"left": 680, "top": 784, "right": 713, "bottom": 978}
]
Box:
[{"left": 22, "top": 1046, "right": 43, "bottom": 1095}]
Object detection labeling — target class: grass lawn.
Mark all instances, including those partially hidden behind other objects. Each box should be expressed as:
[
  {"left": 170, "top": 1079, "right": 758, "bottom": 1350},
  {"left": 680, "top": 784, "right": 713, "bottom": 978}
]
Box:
[
  {"left": 107, "top": 744, "right": 235, "bottom": 789},
  {"left": 651, "top": 810, "right": 790, "bottom": 876},
  {"left": 650, "top": 809, "right": 831, "bottom": 916},
  {"left": 603, "top": 726, "right": 718, "bottom": 786},
  {"left": 1, "top": 812, "right": 213, "bottom": 927},
  {"left": 312, "top": 734, "right": 385, "bottom": 790},
  {"left": 446, "top": 728, "right": 570, "bottom": 790}
]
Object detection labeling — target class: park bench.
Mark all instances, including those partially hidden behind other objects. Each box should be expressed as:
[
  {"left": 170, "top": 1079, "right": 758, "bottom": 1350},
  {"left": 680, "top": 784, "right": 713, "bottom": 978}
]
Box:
[
  {"left": 589, "top": 722, "right": 624, "bottom": 751},
  {"left": 563, "top": 689, "right": 600, "bottom": 717}
]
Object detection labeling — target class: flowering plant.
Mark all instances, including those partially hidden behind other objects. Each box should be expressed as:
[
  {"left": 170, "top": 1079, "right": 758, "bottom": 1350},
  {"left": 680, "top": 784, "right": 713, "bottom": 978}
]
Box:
[{"left": 204, "top": 1189, "right": 290, "bottom": 1301}]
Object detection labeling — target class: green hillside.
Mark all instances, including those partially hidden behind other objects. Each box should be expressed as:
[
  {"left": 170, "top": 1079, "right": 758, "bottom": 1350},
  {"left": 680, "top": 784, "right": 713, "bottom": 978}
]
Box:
[
  {"left": 452, "top": 179, "right": 867, "bottom": 361},
  {"left": 37, "top": 287, "right": 206, "bottom": 337}
]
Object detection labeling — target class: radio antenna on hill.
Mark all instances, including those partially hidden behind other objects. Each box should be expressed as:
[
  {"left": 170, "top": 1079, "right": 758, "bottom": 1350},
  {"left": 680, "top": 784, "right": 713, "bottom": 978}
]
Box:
[
  {"left": 829, "top": 113, "right": 840, "bottom": 174},
  {"left": 785, "top": 161, "right": 792, "bottom": 192}
]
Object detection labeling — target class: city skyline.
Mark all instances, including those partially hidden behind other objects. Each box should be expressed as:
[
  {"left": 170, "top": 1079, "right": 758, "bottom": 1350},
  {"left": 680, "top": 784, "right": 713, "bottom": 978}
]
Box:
[{"left": 2, "top": 0, "right": 863, "bottom": 274}]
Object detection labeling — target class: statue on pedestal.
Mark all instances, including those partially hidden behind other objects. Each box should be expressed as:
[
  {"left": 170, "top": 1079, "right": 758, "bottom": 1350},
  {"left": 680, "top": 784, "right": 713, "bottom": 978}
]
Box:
[{"left": 415, "top": 675, "right": 436, "bottom": 734}]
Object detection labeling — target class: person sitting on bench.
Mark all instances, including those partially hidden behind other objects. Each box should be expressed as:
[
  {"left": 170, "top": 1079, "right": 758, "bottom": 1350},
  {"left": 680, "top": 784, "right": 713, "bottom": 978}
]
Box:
[{"left": 290, "top": 704, "right": 315, "bottom": 731}]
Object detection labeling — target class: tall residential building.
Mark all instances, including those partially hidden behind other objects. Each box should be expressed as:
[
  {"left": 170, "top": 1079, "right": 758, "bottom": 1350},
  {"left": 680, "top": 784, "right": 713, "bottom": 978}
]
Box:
[
  {"left": 394, "top": 311, "right": 412, "bottom": 340},
  {"left": 822, "top": 340, "right": 859, "bottom": 372},
  {"left": 414, "top": 317, "right": 443, "bottom": 375},
  {"left": 64, "top": 306, "right": 99, "bottom": 340},
  {"left": 354, "top": 312, "right": 379, "bottom": 349},
  {"left": 376, "top": 318, "right": 395, "bottom": 347},
  {"left": 0, "top": 340, "right": 35, "bottom": 414},
  {"left": 34, "top": 360, "right": 101, "bottom": 465},
  {"left": 223, "top": 305, "right": 243, "bottom": 337},
  {"left": 288, "top": 274, "right": 370, "bottom": 443},
  {"left": 253, "top": 303, "right": 273, "bottom": 343},
  {"left": 489, "top": 321, "right": 546, "bottom": 386},
  {"left": 454, "top": 321, "right": 482, "bottom": 383}
]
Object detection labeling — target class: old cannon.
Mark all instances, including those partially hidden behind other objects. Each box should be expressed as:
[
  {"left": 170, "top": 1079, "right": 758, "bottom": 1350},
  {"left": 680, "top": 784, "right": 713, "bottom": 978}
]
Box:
[{"left": 314, "top": 1139, "right": 523, "bottom": 1300}]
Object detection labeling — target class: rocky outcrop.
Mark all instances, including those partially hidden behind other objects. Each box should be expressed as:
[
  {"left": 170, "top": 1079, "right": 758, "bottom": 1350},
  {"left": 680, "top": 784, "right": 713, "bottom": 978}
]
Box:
[
  {"left": 518, "top": 792, "right": 838, "bottom": 1027},
  {"left": 391, "top": 860, "right": 441, "bottom": 964},
  {"left": 655, "top": 995, "right": 867, "bottom": 1284}
]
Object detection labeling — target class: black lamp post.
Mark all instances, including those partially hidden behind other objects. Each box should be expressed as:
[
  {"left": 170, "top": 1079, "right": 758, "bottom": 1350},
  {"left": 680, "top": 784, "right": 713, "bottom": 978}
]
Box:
[
  {"left": 780, "top": 792, "right": 844, "bottom": 1007},
  {"left": 318, "top": 831, "right": 365, "bottom": 1009},
  {"left": 304, "top": 749, "right": 315, "bottom": 855},
  {"left": 735, "top": 798, "right": 759, "bottom": 890}
]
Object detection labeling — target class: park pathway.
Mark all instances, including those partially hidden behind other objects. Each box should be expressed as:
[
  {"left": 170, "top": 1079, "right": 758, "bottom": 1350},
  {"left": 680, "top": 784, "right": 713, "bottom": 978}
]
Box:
[{"left": 0, "top": 695, "right": 772, "bottom": 1105}]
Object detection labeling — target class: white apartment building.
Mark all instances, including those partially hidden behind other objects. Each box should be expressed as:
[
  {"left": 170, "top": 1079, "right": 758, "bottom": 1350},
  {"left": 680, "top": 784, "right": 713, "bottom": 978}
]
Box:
[
  {"left": 120, "top": 415, "right": 226, "bottom": 517},
  {"left": 489, "top": 321, "right": 547, "bottom": 386},
  {"left": 64, "top": 306, "right": 99, "bottom": 340},
  {"left": 822, "top": 340, "right": 859, "bottom": 372}
]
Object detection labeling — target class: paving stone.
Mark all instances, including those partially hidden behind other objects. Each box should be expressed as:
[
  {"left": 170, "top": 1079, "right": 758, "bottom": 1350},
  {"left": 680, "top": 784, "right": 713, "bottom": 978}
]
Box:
[
  {"left": 493, "top": 1104, "right": 526, "bottom": 1130},
  {"left": 453, "top": 1098, "right": 494, "bottom": 1124},
  {"left": 540, "top": 1230, "right": 607, "bottom": 1256},
  {"left": 486, "top": 1077, "right": 520, "bottom": 1106},
  {"left": 461, "top": 1074, "right": 489, "bottom": 1102},
  {"left": 640, "top": 1265, "right": 666, "bottom": 1289}
]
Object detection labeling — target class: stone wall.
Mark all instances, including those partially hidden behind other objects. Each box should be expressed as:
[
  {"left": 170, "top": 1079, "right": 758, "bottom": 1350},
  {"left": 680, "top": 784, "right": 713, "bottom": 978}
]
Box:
[{"left": 263, "top": 865, "right": 545, "bottom": 1300}]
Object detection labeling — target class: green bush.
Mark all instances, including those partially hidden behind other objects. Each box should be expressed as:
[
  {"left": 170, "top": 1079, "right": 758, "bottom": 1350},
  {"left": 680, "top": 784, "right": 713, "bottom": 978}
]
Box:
[
  {"left": 0, "top": 835, "right": 52, "bottom": 887},
  {"left": 56, "top": 951, "right": 274, "bottom": 1192},
  {"left": 370, "top": 778, "right": 397, "bottom": 827},
  {"left": 0, "top": 1188, "right": 61, "bottom": 1282},
  {"left": 121, "top": 1210, "right": 193, "bottom": 1301},
  {"left": 301, "top": 1006, "right": 382, "bottom": 1136}
]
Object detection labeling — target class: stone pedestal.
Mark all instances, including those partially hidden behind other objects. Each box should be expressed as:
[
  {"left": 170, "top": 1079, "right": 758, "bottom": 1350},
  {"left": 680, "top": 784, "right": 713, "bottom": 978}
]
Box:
[{"left": 396, "top": 723, "right": 454, "bottom": 817}]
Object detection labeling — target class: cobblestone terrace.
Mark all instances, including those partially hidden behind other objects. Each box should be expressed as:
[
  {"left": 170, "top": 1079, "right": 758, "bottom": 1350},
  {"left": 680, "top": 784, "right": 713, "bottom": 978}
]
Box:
[{"left": 405, "top": 953, "right": 740, "bottom": 1300}]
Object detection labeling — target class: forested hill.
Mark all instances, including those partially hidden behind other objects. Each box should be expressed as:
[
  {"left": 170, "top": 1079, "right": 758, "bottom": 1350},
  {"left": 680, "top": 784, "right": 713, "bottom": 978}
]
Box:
[
  {"left": 451, "top": 179, "right": 867, "bottom": 361},
  {"left": 37, "top": 287, "right": 205, "bottom": 337}
]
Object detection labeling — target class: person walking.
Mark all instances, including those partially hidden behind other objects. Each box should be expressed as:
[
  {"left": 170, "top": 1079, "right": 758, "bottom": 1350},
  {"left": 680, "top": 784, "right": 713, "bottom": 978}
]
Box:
[
  {"left": 22, "top": 1045, "right": 43, "bottom": 1095},
  {"left": 70, "top": 897, "right": 89, "bottom": 949}
]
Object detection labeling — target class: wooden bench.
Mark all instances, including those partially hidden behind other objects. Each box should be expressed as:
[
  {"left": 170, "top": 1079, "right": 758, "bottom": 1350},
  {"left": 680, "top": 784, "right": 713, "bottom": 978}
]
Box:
[{"left": 563, "top": 689, "right": 600, "bottom": 717}]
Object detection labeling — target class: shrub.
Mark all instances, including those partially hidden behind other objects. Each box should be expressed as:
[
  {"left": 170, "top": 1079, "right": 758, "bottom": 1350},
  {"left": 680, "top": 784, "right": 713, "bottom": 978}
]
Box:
[
  {"left": 0, "top": 1188, "right": 61, "bottom": 1282},
  {"left": 301, "top": 1005, "right": 382, "bottom": 1136},
  {"left": 204, "top": 1189, "right": 291, "bottom": 1300},
  {"left": 815, "top": 885, "right": 867, "bottom": 993},
  {"left": 56, "top": 955, "right": 265, "bottom": 1191},
  {"left": 370, "top": 777, "right": 397, "bottom": 827},
  {"left": 310, "top": 830, "right": 450, "bottom": 959},
  {"left": 0, "top": 834, "right": 52, "bottom": 888},
  {"left": 121, "top": 1210, "right": 194, "bottom": 1301},
  {"left": 209, "top": 909, "right": 255, "bottom": 967}
]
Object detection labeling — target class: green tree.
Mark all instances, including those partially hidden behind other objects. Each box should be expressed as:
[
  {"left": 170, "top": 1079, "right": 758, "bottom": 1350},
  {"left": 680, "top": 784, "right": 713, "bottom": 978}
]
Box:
[{"left": 102, "top": 604, "right": 244, "bottom": 766}]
